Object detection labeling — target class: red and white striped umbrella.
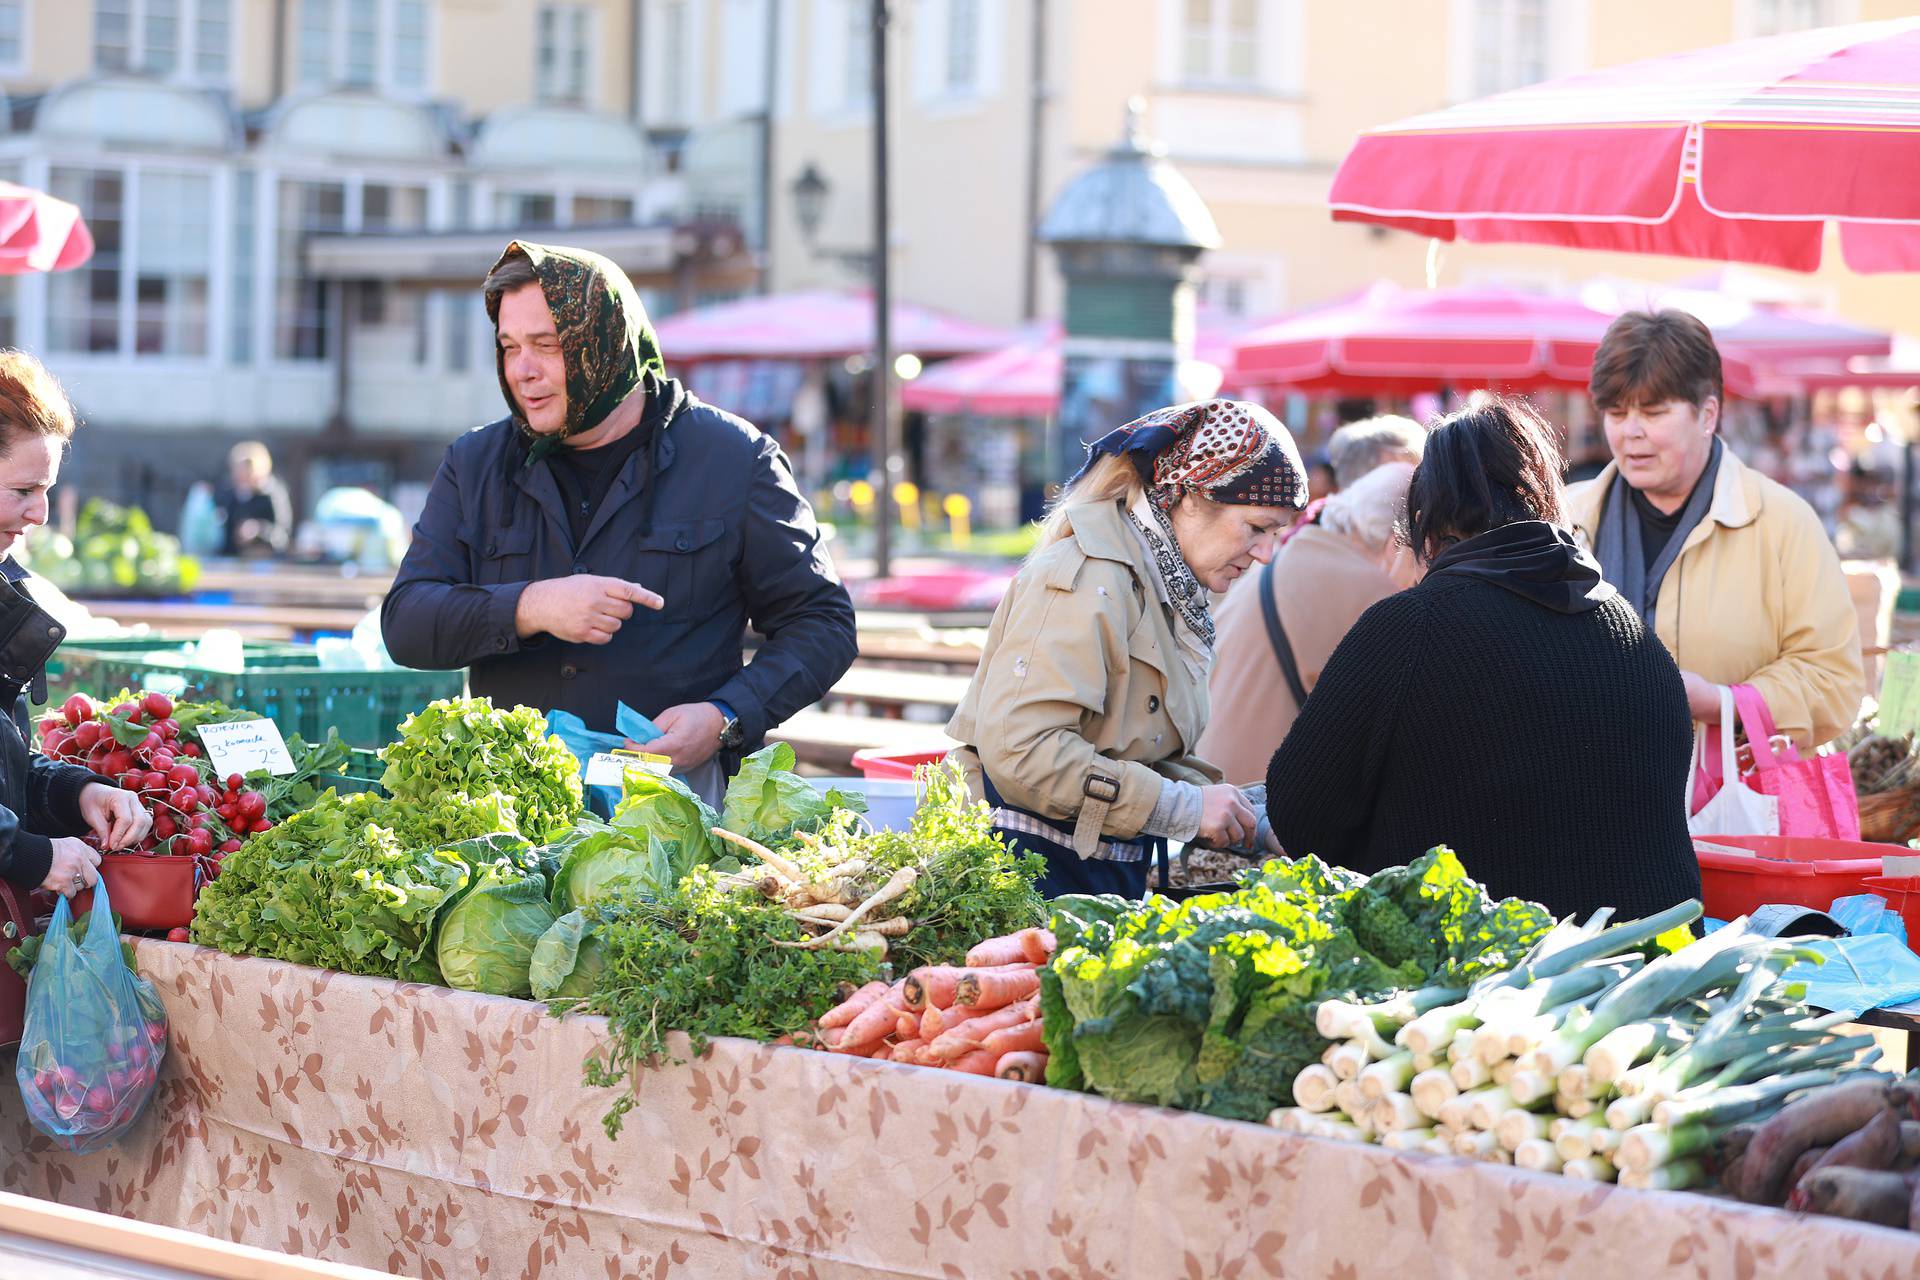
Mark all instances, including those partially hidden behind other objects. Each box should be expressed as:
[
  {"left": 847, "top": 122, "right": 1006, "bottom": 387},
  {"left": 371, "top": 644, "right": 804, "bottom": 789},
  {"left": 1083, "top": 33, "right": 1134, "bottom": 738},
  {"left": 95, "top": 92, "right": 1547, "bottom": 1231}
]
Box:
[
  {"left": 1329, "top": 18, "right": 1920, "bottom": 273},
  {"left": 1228, "top": 283, "right": 1801, "bottom": 397},
  {"left": 0, "top": 181, "right": 92, "bottom": 275}
]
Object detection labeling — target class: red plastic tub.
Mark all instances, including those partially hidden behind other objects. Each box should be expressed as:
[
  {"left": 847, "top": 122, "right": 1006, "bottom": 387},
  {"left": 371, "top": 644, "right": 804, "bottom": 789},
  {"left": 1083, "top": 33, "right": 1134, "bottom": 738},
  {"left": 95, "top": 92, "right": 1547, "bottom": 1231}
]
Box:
[
  {"left": 1694, "top": 834, "right": 1901, "bottom": 920},
  {"left": 1861, "top": 876, "right": 1920, "bottom": 946},
  {"left": 851, "top": 748, "right": 952, "bottom": 781}
]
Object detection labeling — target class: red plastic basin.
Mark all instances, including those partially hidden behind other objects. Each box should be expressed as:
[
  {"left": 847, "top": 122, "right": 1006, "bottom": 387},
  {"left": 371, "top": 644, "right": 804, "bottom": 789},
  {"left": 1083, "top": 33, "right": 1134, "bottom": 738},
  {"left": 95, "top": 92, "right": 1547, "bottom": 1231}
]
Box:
[
  {"left": 851, "top": 748, "right": 952, "bottom": 781},
  {"left": 1694, "top": 834, "right": 1901, "bottom": 920}
]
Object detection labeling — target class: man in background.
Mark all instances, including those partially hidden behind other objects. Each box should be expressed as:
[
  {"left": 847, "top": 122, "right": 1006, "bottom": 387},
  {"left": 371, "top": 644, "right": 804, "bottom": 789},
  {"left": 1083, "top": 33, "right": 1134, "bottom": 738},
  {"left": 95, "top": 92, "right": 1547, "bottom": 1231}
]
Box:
[{"left": 215, "top": 441, "right": 292, "bottom": 558}]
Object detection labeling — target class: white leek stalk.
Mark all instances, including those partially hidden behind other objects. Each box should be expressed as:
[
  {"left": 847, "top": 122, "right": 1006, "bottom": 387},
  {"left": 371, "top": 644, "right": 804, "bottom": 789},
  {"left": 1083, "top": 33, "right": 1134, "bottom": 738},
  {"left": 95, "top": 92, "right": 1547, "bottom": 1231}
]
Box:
[
  {"left": 1451, "top": 1056, "right": 1493, "bottom": 1090},
  {"left": 1420, "top": 1135, "right": 1454, "bottom": 1158},
  {"left": 1267, "top": 1107, "right": 1304, "bottom": 1131},
  {"left": 1327, "top": 1041, "right": 1369, "bottom": 1081},
  {"left": 1556, "top": 1065, "right": 1591, "bottom": 1099},
  {"left": 1562, "top": 1155, "right": 1617, "bottom": 1182},
  {"left": 1446, "top": 1027, "right": 1476, "bottom": 1065},
  {"left": 1506, "top": 1069, "right": 1553, "bottom": 1107},
  {"left": 1492, "top": 1060, "right": 1518, "bottom": 1088},
  {"left": 1372, "top": 1092, "right": 1425, "bottom": 1132},
  {"left": 1381, "top": 1126, "right": 1437, "bottom": 1152},
  {"left": 1584, "top": 1022, "right": 1660, "bottom": 1086},
  {"left": 1400, "top": 1003, "right": 1481, "bottom": 1057},
  {"left": 1587, "top": 1125, "right": 1622, "bottom": 1157},
  {"left": 1453, "top": 1129, "right": 1500, "bottom": 1159},
  {"left": 1466, "top": 1085, "right": 1517, "bottom": 1131},
  {"left": 1411, "top": 1067, "right": 1458, "bottom": 1120},
  {"left": 1618, "top": 1158, "right": 1706, "bottom": 1192},
  {"left": 1292, "top": 1064, "right": 1338, "bottom": 1112},
  {"left": 1436, "top": 1095, "right": 1471, "bottom": 1133},
  {"left": 1411, "top": 1052, "right": 1438, "bottom": 1074},
  {"left": 1561, "top": 1096, "right": 1597, "bottom": 1119},
  {"left": 1616, "top": 1121, "right": 1714, "bottom": 1174},
  {"left": 1514, "top": 1138, "right": 1564, "bottom": 1173},
  {"left": 1360, "top": 1050, "right": 1418, "bottom": 1101},
  {"left": 1554, "top": 1114, "right": 1606, "bottom": 1162},
  {"left": 1497, "top": 1109, "right": 1552, "bottom": 1152},
  {"left": 1606, "top": 1093, "right": 1656, "bottom": 1132}
]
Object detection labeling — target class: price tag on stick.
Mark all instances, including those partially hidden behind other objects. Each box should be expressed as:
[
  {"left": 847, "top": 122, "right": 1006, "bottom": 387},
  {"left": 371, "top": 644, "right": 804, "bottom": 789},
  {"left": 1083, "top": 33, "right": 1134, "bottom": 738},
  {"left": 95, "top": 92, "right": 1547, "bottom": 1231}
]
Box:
[
  {"left": 585, "top": 750, "right": 672, "bottom": 787},
  {"left": 1879, "top": 650, "right": 1920, "bottom": 738},
  {"left": 196, "top": 718, "right": 298, "bottom": 778}
]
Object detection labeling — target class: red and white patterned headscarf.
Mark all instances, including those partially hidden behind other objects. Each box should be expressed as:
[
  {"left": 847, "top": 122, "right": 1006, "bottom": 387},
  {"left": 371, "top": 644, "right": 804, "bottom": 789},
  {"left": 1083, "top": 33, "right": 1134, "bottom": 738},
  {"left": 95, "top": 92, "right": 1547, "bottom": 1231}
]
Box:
[{"left": 1072, "top": 399, "right": 1309, "bottom": 510}]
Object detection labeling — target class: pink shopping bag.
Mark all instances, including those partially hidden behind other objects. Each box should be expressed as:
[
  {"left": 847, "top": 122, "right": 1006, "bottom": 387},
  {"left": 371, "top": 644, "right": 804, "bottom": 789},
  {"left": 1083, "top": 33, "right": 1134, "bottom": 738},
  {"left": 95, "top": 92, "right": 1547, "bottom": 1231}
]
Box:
[{"left": 1730, "top": 684, "right": 1861, "bottom": 841}]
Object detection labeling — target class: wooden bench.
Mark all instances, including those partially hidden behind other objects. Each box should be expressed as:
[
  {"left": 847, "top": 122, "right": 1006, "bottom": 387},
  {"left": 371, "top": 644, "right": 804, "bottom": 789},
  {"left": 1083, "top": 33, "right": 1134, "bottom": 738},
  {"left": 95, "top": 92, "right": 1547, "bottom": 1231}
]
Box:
[{"left": 767, "top": 708, "right": 954, "bottom": 774}]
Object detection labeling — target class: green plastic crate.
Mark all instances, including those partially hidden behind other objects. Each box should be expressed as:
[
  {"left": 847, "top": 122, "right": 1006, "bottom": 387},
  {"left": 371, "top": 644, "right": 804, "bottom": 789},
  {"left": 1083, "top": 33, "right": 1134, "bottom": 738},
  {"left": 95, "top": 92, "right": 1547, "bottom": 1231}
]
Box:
[
  {"left": 50, "top": 644, "right": 464, "bottom": 749},
  {"left": 316, "top": 747, "right": 387, "bottom": 797},
  {"left": 45, "top": 636, "right": 308, "bottom": 690}
]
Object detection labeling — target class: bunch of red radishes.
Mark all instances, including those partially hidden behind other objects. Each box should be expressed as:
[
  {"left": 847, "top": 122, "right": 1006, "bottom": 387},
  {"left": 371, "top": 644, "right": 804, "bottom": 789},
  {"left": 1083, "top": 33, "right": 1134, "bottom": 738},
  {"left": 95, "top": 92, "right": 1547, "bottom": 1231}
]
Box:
[{"left": 36, "top": 691, "right": 270, "bottom": 865}]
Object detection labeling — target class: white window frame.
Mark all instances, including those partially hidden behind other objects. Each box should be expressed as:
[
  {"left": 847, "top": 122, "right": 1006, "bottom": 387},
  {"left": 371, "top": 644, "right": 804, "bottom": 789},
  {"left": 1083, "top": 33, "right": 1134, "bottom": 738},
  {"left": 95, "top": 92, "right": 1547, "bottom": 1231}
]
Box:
[
  {"left": 1447, "top": 0, "right": 1584, "bottom": 104},
  {"left": 809, "top": 0, "right": 873, "bottom": 122},
  {"left": 1154, "top": 0, "right": 1301, "bottom": 97},
  {"left": 262, "top": 164, "right": 448, "bottom": 369},
  {"left": 536, "top": 3, "right": 595, "bottom": 105},
  {"left": 0, "top": 0, "right": 29, "bottom": 77},
  {"left": 911, "top": 0, "right": 1003, "bottom": 111},
  {"left": 1179, "top": 0, "right": 1262, "bottom": 89},
  {"left": 39, "top": 155, "right": 232, "bottom": 371},
  {"left": 92, "top": 0, "right": 238, "bottom": 86},
  {"left": 644, "top": 0, "right": 706, "bottom": 127},
  {"left": 1736, "top": 0, "right": 1858, "bottom": 38},
  {"left": 296, "top": 0, "right": 434, "bottom": 99}
]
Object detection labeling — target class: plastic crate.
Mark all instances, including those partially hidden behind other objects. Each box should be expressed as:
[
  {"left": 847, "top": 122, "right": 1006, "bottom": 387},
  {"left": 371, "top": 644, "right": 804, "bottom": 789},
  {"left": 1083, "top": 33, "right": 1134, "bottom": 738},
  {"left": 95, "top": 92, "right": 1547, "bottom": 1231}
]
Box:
[
  {"left": 45, "top": 636, "right": 308, "bottom": 692},
  {"left": 316, "top": 747, "right": 388, "bottom": 797},
  {"left": 851, "top": 748, "right": 952, "bottom": 780},
  {"left": 51, "top": 644, "right": 464, "bottom": 749},
  {"left": 1693, "top": 834, "right": 1899, "bottom": 919}
]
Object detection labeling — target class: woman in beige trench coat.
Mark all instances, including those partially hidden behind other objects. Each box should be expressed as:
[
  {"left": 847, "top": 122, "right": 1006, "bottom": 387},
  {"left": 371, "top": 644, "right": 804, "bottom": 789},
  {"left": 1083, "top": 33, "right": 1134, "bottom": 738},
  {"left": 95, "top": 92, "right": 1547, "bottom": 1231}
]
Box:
[{"left": 947, "top": 399, "right": 1308, "bottom": 898}]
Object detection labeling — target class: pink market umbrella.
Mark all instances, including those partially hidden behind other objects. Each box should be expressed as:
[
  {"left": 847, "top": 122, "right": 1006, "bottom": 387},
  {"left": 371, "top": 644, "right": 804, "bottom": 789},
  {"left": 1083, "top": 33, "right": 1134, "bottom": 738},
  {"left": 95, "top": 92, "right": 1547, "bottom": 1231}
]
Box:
[
  {"left": 899, "top": 316, "right": 1252, "bottom": 417},
  {"left": 1229, "top": 283, "right": 1793, "bottom": 397},
  {"left": 1329, "top": 18, "right": 1920, "bottom": 273},
  {"left": 1578, "top": 278, "right": 1892, "bottom": 365},
  {"left": 0, "top": 181, "right": 92, "bottom": 274},
  {"left": 654, "top": 290, "right": 1013, "bottom": 363}
]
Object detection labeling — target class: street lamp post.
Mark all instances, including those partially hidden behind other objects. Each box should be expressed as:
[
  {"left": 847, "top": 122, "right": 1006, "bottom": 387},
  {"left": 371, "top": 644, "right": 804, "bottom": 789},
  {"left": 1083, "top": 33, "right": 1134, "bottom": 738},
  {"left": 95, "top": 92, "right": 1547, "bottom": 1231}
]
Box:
[{"left": 869, "top": 0, "right": 894, "bottom": 583}]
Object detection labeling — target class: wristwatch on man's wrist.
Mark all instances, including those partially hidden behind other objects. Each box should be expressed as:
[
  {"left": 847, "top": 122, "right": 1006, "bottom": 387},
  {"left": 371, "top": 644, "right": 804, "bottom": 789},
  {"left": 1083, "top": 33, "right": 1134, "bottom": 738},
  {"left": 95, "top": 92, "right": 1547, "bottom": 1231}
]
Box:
[{"left": 711, "top": 700, "right": 745, "bottom": 750}]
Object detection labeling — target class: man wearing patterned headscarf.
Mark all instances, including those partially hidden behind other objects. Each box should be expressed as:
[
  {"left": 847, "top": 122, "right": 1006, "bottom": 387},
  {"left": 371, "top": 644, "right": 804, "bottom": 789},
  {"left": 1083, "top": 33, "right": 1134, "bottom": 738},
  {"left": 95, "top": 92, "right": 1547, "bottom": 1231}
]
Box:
[
  {"left": 948, "top": 398, "right": 1308, "bottom": 898},
  {"left": 383, "top": 241, "right": 857, "bottom": 803}
]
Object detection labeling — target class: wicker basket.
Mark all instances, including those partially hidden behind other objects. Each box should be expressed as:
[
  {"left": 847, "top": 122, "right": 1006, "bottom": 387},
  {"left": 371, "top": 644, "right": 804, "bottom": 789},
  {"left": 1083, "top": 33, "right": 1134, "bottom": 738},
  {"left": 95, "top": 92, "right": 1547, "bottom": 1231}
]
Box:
[{"left": 1857, "top": 784, "right": 1920, "bottom": 844}]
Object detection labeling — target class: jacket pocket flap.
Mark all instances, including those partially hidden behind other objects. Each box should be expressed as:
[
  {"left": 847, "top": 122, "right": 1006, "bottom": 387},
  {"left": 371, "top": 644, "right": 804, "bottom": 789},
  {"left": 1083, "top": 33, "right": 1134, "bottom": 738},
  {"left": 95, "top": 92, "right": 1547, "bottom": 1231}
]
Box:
[
  {"left": 631, "top": 518, "right": 727, "bottom": 555},
  {"left": 474, "top": 526, "right": 535, "bottom": 558},
  {"left": 1126, "top": 609, "right": 1171, "bottom": 679}
]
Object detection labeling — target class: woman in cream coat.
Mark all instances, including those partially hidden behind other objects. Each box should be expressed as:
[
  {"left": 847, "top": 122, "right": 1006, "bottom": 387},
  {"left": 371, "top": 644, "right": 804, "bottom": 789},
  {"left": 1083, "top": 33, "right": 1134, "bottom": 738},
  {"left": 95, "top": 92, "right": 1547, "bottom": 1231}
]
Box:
[{"left": 947, "top": 399, "right": 1308, "bottom": 898}]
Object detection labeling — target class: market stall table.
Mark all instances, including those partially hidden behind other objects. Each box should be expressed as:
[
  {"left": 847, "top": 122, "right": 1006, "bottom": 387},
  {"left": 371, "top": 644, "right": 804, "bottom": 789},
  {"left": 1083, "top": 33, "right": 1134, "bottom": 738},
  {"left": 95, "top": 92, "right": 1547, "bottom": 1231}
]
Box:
[
  {"left": 75, "top": 601, "right": 367, "bottom": 641},
  {"left": 3, "top": 942, "right": 1915, "bottom": 1278}
]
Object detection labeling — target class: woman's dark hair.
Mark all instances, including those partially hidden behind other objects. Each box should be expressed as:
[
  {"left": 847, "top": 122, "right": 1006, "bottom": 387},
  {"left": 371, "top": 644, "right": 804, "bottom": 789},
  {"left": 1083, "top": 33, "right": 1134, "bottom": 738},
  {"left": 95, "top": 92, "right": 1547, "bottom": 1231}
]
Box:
[{"left": 1405, "top": 395, "right": 1568, "bottom": 563}]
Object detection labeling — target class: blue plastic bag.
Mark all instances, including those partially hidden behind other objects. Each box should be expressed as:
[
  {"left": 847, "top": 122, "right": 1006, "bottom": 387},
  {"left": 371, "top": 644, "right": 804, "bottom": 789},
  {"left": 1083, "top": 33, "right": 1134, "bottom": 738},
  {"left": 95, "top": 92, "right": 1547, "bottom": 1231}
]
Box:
[
  {"left": 14, "top": 881, "right": 169, "bottom": 1153},
  {"left": 548, "top": 703, "right": 664, "bottom": 819},
  {"left": 1829, "top": 892, "right": 1911, "bottom": 946},
  {"left": 1783, "top": 933, "right": 1920, "bottom": 1019}
]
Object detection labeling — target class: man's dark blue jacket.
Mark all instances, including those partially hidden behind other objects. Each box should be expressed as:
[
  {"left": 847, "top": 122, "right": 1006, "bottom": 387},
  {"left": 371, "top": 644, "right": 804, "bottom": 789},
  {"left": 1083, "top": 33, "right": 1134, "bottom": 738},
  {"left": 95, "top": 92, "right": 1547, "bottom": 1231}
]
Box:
[{"left": 381, "top": 378, "right": 857, "bottom": 759}]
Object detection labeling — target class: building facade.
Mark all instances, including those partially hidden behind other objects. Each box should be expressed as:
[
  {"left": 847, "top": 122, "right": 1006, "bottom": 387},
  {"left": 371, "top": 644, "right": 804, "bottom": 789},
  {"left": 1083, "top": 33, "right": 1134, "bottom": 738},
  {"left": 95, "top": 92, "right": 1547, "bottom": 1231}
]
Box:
[
  {"left": 0, "top": 0, "right": 766, "bottom": 517},
  {"left": 763, "top": 0, "right": 1909, "bottom": 336}
]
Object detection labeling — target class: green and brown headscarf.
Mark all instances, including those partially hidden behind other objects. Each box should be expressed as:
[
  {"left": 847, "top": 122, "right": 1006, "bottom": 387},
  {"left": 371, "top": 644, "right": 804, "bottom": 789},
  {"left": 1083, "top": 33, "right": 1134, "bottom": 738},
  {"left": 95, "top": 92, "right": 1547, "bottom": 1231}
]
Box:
[{"left": 485, "top": 240, "right": 666, "bottom": 458}]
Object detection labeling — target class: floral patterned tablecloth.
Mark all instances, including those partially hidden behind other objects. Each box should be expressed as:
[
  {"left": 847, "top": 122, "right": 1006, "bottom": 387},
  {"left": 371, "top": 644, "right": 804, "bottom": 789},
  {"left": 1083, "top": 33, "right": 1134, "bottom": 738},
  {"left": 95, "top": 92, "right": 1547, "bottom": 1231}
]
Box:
[{"left": 3, "top": 941, "right": 1918, "bottom": 1280}]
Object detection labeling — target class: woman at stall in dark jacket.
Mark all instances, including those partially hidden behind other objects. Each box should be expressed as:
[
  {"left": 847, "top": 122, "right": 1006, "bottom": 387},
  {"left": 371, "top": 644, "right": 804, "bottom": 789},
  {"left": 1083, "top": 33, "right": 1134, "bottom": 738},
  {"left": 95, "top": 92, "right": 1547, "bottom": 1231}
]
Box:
[{"left": 1263, "top": 395, "right": 1700, "bottom": 921}]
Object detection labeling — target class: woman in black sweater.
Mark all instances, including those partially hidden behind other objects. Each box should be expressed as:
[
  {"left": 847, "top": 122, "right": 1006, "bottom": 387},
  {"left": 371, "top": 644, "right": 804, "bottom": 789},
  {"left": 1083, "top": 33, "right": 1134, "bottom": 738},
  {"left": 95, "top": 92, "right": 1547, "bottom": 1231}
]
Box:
[{"left": 1264, "top": 396, "right": 1700, "bottom": 921}]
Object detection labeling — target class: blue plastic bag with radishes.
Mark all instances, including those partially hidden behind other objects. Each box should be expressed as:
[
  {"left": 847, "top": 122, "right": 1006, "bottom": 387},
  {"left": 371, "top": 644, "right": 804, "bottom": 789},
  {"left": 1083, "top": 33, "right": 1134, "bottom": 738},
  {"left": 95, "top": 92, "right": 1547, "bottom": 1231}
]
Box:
[{"left": 14, "top": 879, "right": 167, "bottom": 1152}]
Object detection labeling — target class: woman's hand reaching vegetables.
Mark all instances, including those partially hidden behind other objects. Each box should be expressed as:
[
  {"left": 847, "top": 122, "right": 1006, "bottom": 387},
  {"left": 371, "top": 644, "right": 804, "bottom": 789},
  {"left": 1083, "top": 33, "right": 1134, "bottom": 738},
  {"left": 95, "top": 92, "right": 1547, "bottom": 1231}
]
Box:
[{"left": 1196, "top": 784, "right": 1257, "bottom": 849}]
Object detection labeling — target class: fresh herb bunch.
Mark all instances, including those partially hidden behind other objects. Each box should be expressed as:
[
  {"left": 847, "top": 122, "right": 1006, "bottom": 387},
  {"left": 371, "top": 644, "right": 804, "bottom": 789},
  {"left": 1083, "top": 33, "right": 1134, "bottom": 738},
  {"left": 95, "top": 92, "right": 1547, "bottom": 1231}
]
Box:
[
  {"left": 852, "top": 763, "right": 1045, "bottom": 971},
  {"left": 379, "top": 697, "right": 583, "bottom": 842},
  {"left": 188, "top": 788, "right": 521, "bottom": 981},
  {"left": 579, "top": 868, "right": 882, "bottom": 1138}
]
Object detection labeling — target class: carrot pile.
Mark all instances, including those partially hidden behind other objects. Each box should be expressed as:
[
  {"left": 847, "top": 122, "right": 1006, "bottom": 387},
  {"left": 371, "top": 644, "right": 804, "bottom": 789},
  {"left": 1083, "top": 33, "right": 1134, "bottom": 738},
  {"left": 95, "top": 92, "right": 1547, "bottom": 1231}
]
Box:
[{"left": 796, "top": 927, "right": 1056, "bottom": 1082}]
